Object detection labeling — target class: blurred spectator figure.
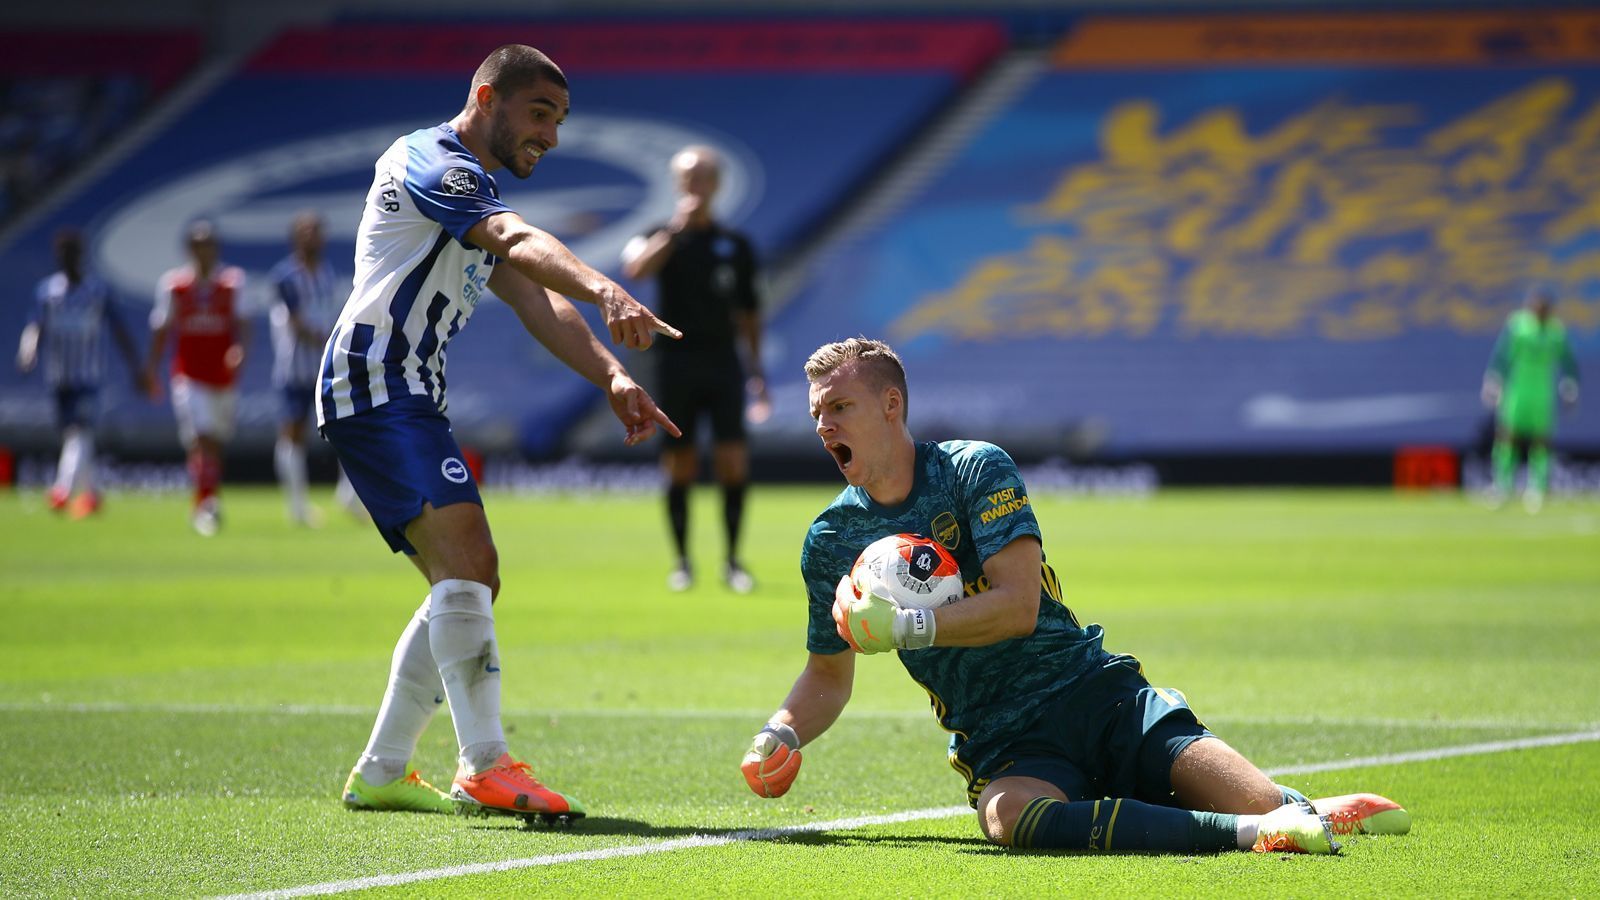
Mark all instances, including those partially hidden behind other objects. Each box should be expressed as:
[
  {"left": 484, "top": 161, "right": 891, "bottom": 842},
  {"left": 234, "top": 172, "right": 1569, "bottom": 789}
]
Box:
[
  {"left": 0, "top": 75, "right": 148, "bottom": 224},
  {"left": 15, "top": 227, "right": 145, "bottom": 517},
  {"left": 268, "top": 211, "right": 364, "bottom": 526},
  {"left": 622, "top": 145, "right": 768, "bottom": 594},
  {"left": 1481, "top": 286, "right": 1581, "bottom": 512},
  {"left": 144, "top": 219, "right": 248, "bottom": 536}
]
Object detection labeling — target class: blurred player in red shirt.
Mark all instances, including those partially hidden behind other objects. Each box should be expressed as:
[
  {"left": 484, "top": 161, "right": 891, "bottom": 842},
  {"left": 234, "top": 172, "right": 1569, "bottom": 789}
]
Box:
[{"left": 143, "top": 220, "right": 248, "bottom": 535}]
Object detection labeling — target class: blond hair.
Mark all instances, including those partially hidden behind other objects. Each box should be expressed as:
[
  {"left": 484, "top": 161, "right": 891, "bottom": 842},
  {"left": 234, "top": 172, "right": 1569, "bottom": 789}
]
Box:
[{"left": 804, "top": 337, "right": 909, "bottom": 420}]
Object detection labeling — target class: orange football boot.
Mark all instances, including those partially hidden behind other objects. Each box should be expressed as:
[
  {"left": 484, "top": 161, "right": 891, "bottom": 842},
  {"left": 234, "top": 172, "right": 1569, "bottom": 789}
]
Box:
[
  {"left": 451, "top": 753, "right": 586, "bottom": 824},
  {"left": 1313, "top": 793, "right": 1411, "bottom": 836},
  {"left": 69, "top": 491, "right": 102, "bottom": 519}
]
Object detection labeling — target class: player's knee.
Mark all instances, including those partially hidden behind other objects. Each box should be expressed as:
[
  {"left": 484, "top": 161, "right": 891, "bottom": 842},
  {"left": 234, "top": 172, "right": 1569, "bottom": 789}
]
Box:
[
  {"left": 662, "top": 448, "right": 697, "bottom": 483},
  {"left": 1171, "top": 738, "right": 1282, "bottom": 814},
  {"left": 976, "top": 783, "right": 1030, "bottom": 846},
  {"left": 466, "top": 544, "right": 500, "bottom": 597},
  {"left": 712, "top": 447, "right": 748, "bottom": 484},
  {"left": 432, "top": 543, "right": 498, "bottom": 597}
]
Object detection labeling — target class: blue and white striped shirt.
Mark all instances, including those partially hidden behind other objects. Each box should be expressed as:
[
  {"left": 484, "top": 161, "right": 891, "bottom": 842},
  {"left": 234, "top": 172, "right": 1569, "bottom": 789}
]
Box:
[
  {"left": 270, "top": 256, "right": 343, "bottom": 389},
  {"left": 317, "top": 124, "right": 511, "bottom": 426},
  {"left": 32, "top": 272, "right": 124, "bottom": 389}
]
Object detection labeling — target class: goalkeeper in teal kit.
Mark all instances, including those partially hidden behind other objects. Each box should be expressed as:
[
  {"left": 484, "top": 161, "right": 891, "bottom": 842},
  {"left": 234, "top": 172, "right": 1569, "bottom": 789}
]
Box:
[
  {"left": 1483, "top": 288, "right": 1581, "bottom": 512},
  {"left": 739, "top": 338, "right": 1410, "bottom": 855}
]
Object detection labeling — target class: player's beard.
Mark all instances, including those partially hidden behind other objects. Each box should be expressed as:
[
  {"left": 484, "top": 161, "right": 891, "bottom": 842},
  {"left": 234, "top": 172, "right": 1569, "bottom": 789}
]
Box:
[{"left": 487, "top": 112, "right": 532, "bottom": 179}]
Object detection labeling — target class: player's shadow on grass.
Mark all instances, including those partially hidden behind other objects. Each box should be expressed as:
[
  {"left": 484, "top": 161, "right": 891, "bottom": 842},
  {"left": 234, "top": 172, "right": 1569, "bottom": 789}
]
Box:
[
  {"left": 783, "top": 832, "right": 995, "bottom": 850},
  {"left": 463, "top": 816, "right": 991, "bottom": 849}
]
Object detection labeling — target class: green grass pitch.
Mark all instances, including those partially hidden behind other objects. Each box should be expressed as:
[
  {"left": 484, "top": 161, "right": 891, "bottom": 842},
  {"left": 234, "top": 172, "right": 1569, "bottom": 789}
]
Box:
[{"left": 2, "top": 485, "right": 1598, "bottom": 897}]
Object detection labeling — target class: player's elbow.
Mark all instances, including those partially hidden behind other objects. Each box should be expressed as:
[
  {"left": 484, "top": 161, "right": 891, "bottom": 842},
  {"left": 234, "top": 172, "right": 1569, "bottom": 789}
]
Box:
[
  {"left": 498, "top": 225, "right": 534, "bottom": 261},
  {"left": 495, "top": 221, "right": 555, "bottom": 273},
  {"left": 1002, "top": 595, "right": 1039, "bottom": 640}
]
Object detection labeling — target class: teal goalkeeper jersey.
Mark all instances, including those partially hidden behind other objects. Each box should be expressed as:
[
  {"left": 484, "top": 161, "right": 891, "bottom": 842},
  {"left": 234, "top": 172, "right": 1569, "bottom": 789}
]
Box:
[{"left": 801, "top": 440, "right": 1111, "bottom": 784}]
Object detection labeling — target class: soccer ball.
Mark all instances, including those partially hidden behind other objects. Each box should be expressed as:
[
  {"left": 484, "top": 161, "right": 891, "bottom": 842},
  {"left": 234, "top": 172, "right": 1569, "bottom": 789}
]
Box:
[{"left": 849, "top": 533, "right": 963, "bottom": 610}]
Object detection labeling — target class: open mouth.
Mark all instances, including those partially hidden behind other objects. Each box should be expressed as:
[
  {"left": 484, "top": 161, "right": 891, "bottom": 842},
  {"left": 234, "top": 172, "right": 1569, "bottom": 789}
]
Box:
[{"left": 826, "top": 441, "right": 853, "bottom": 471}]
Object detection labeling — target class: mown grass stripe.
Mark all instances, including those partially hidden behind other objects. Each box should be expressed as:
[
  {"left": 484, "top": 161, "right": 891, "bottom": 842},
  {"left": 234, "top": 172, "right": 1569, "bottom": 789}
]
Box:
[
  {"left": 216, "top": 805, "right": 973, "bottom": 900},
  {"left": 2, "top": 701, "right": 1589, "bottom": 732},
  {"left": 218, "top": 729, "right": 1600, "bottom": 899}
]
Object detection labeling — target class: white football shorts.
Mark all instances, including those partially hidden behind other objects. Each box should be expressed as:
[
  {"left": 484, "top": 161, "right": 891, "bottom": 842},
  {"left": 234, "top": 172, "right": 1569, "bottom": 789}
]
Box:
[{"left": 170, "top": 374, "right": 238, "bottom": 445}]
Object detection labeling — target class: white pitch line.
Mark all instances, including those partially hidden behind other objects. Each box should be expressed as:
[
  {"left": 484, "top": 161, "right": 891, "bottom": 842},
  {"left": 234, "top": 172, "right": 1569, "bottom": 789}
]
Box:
[
  {"left": 215, "top": 805, "right": 973, "bottom": 900},
  {"left": 2, "top": 701, "right": 1591, "bottom": 732},
  {"left": 1265, "top": 728, "right": 1600, "bottom": 776},
  {"left": 0, "top": 701, "right": 772, "bottom": 720},
  {"left": 220, "top": 728, "right": 1600, "bottom": 899}
]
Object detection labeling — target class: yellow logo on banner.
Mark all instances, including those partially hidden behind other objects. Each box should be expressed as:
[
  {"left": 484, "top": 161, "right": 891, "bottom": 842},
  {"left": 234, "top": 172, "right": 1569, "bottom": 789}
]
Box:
[{"left": 892, "top": 77, "right": 1600, "bottom": 344}]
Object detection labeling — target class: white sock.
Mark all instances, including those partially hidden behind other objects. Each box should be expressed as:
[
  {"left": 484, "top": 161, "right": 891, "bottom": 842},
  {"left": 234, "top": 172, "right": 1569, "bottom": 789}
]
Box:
[
  {"left": 1236, "top": 815, "right": 1261, "bottom": 850},
  {"left": 70, "top": 431, "right": 95, "bottom": 495},
  {"left": 355, "top": 596, "right": 446, "bottom": 786},
  {"left": 427, "top": 579, "right": 507, "bottom": 773},
  {"left": 54, "top": 427, "right": 86, "bottom": 495},
  {"left": 275, "top": 437, "right": 308, "bottom": 520}
]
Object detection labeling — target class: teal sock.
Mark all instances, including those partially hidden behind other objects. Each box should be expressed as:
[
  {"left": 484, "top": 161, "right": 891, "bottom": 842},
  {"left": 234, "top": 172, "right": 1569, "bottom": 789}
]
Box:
[
  {"left": 1277, "top": 784, "right": 1309, "bottom": 807},
  {"left": 1011, "top": 796, "right": 1237, "bottom": 852},
  {"left": 1528, "top": 445, "right": 1550, "bottom": 494}
]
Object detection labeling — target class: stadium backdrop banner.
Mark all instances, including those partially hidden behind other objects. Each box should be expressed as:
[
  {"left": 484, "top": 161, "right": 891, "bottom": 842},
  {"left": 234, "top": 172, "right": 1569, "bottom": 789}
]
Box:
[
  {"left": 0, "top": 20, "right": 1001, "bottom": 455},
  {"left": 761, "top": 11, "right": 1600, "bottom": 456}
]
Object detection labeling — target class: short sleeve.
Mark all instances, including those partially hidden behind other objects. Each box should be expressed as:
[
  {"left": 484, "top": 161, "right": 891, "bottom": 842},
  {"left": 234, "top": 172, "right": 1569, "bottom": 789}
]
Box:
[
  {"left": 952, "top": 442, "right": 1041, "bottom": 566},
  {"left": 801, "top": 520, "right": 852, "bottom": 655},
  {"left": 221, "top": 267, "right": 253, "bottom": 316},
  {"left": 150, "top": 274, "right": 174, "bottom": 329},
  {"left": 404, "top": 152, "right": 512, "bottom": 245},
  {"left": 31, "top": 279, "right": 48, "bottom": 324},
  {"left": 276, "top": 269, "right": 301, "bottom": 312}
]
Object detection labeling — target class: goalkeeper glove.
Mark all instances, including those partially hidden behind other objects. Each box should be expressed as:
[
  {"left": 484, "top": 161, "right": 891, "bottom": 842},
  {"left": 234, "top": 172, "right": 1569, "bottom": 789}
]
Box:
[
  {"left": 1481, "top": 376, "right": 1502, "bottom": 409},
  {"left": 1560, "top": 377, "right": 1580, "bottom": 407},
  {"left": 832, "top": 576, "right": 937, "bottom": 654},
  {"left": 741, "top": 722, "right": 802, "bottom": 798}
]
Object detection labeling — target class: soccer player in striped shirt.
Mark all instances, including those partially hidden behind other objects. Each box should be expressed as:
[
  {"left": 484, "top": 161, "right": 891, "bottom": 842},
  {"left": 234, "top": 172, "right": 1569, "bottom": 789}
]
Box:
[
  {"left": 15, "top": 228, "right": 145, "bottom": 517},
  {"left": 324, "top": 45, "right": 680, "bottom": 822},
  {"left": 268, "top": 211, "right": 362, "bottom": 526}
]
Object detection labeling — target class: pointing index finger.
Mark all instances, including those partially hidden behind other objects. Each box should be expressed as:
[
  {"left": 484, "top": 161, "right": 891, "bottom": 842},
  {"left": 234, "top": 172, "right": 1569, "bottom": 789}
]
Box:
[{"left": 652, "top": 404, "right": 683, "bottom": 438}]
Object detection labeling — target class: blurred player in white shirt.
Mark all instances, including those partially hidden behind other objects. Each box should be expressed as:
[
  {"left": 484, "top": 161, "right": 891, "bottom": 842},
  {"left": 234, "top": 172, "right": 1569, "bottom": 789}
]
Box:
[
  {"left": 15, "top": 228, "right": 146, "bottom": 517},
  {"left": 267, "top": 211, "right": 363, "bottom": 525}
]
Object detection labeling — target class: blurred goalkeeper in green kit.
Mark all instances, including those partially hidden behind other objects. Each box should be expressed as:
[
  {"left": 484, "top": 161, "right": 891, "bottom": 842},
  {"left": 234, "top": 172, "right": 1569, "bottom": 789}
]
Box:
[{"left": 1482, "top": 287, "right": 1581, "bottom": 512}]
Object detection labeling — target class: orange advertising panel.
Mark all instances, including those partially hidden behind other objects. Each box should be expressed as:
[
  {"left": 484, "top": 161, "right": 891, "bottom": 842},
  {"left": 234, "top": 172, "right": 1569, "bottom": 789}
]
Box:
[{"left": 1055, "top": 11, "right": 1600, "bottom": 67}]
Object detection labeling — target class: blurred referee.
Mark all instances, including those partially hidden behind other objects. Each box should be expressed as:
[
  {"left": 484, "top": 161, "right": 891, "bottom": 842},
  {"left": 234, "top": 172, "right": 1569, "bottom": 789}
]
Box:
[{"left": 623, "top": 145, "right": 767, "bottom": 594}]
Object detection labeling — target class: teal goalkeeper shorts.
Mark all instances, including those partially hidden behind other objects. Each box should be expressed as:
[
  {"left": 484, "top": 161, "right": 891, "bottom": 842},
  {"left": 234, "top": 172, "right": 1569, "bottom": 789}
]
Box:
[{"left": 972, "top": 655, "right": 1213, "bottom": 807}]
